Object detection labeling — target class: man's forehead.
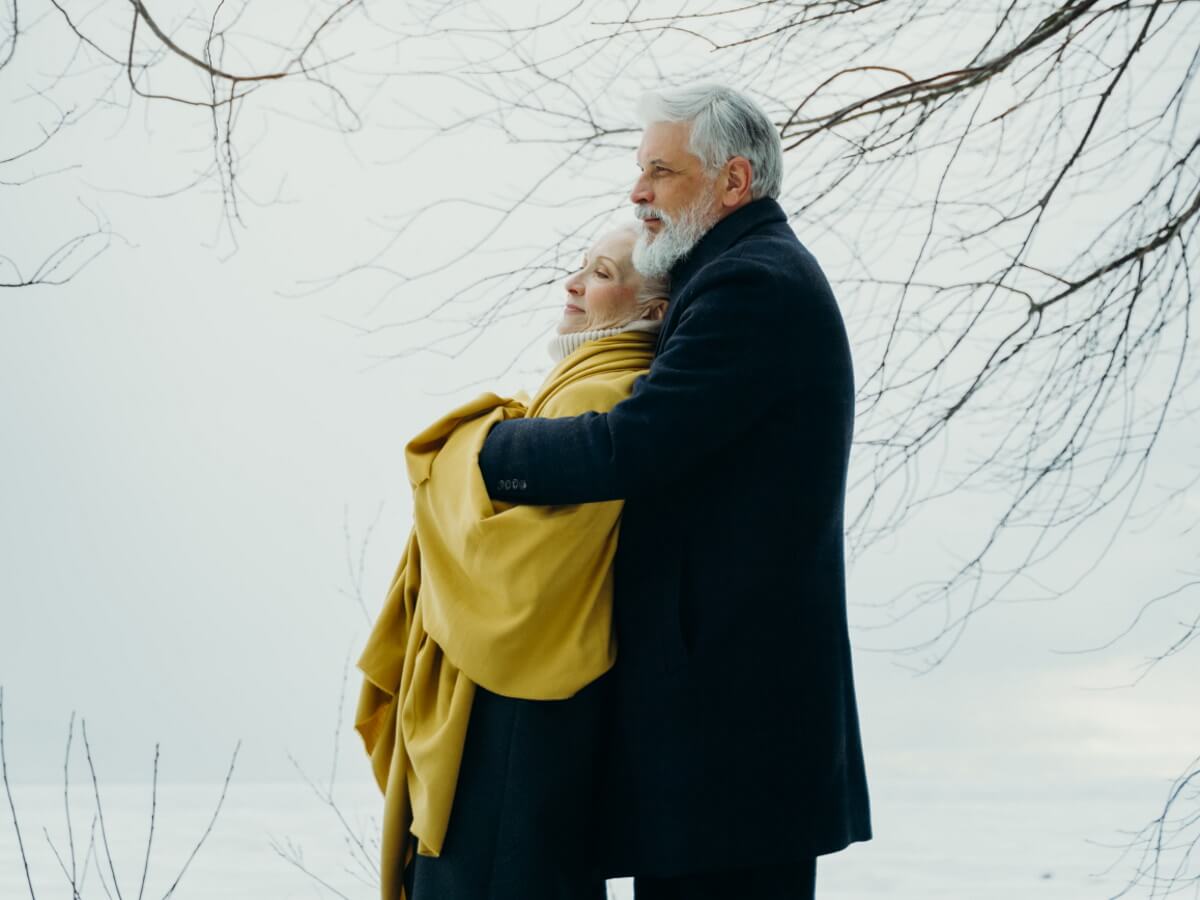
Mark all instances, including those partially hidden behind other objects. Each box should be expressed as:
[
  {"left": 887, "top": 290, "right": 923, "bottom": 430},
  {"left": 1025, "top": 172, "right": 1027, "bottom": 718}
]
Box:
[{"left": 636, "top": 120, "right": 692, "bottom": 163}]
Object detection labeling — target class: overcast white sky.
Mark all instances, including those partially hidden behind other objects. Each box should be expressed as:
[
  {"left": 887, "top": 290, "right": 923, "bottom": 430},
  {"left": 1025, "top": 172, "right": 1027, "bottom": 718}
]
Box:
[{"left": 2, "top": 7, "right": 1198, "bottom": 895}]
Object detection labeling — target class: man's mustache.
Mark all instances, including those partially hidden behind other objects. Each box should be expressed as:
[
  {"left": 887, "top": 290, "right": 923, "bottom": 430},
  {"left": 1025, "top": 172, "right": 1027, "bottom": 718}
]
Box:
[{"left": 634, "top": 205, "right": 670, "bottom": 224}]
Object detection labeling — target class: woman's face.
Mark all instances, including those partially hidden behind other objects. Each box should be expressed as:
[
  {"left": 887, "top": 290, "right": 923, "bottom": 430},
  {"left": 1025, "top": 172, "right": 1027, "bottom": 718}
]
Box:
[{"left": 558, "top": 229, "right": 666, "bottom": 334}]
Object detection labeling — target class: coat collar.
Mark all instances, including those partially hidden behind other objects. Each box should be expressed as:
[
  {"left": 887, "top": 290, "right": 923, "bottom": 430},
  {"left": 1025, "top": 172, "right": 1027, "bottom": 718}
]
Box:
[{"left": 667, "top": 196, "right": 788, "bottom": 301}]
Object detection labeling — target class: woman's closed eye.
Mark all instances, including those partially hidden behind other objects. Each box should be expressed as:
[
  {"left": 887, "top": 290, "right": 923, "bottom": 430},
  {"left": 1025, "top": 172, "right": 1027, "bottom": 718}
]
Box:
[{"left": 578, "top": 257, "right": 611, "bottom": 280}]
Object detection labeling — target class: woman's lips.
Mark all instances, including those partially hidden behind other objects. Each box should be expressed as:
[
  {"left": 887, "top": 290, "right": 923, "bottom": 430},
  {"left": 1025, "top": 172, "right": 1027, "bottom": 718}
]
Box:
[{"left": 564, "top": 303, "right": 584, "bottom": 313}]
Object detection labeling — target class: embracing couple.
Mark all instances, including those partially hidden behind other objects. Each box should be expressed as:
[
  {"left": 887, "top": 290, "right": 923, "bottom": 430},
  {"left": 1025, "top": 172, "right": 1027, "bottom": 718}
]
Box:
[{"left": 354, "top": 82, "right": 872, "bottom": 900}]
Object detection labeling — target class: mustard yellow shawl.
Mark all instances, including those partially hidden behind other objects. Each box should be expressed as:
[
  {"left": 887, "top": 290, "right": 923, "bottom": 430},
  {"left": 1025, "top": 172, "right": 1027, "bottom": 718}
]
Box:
[{"left": 354, "top": 331, "right": 654, "bottom": 900}]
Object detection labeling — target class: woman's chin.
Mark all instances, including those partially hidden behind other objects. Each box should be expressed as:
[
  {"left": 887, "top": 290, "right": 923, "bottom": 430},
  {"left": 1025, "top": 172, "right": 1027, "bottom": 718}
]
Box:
[{"left": 557, "top": 320, "right": 585, "bottom": 335}]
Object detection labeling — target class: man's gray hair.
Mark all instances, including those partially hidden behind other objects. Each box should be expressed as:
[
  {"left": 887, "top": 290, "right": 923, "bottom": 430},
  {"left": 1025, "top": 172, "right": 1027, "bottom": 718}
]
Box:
[{"left": 637, "top": 83, "right": 783, "bottom": 201}]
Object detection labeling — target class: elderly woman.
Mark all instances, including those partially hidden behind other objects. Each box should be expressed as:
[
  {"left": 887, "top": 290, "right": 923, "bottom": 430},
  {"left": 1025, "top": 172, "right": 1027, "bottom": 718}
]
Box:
[{"left": 354, "top": 224, "right": 668, "bottom": 900}]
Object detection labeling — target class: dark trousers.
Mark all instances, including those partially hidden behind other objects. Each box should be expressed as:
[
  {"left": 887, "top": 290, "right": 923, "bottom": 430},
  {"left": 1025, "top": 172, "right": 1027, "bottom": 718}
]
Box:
[
  {"left": 634, "top": 857, "right": 818, "bottom": 900},
  {"left": 403, "top": 679, "right": 609, "bottom": 900}
]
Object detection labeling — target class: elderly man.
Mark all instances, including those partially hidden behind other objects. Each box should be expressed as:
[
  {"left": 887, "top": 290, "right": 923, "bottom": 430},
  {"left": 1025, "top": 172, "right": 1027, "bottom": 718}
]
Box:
[{"left": 479, "top": 83, "right": 871, "bottom": 898}]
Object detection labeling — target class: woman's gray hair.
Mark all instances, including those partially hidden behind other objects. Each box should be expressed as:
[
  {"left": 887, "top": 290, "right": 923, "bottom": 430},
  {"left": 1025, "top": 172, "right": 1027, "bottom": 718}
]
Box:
[
  {"left": 635, "top": 270, "right": 670, "bottom": 305},
  {"left": 637, "top": 83, "right": 783, "bottom": 201}
]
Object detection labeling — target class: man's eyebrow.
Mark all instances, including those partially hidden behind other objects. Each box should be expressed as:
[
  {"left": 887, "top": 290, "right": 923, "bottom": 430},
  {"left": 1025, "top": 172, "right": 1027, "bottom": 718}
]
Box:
[{"left": 637, "top": 157, "right": 673, "bottom": 169}]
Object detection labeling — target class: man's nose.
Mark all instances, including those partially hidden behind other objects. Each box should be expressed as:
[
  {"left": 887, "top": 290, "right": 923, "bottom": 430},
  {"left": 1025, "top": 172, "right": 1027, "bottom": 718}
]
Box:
[{"left": 630, "top": 175, "right": 653, "bottom": 206}]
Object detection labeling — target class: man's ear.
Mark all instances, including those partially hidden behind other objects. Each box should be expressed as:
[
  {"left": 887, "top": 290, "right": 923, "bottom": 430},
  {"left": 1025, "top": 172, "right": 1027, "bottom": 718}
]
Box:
[{"left": 721, "top": 157, "right": 753, "bottom": 208}]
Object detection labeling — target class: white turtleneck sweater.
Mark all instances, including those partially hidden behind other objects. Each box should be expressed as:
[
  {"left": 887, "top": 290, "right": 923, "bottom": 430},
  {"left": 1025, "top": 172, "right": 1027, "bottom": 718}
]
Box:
[{"left": 546, "top": 317, "right": 663, "bottom": 364}]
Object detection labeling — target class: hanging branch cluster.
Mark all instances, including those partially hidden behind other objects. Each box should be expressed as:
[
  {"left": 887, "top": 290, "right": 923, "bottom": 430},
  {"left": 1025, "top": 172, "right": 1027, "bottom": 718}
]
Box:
[
  {"left": 0, "top": 0, "right": 15, "bottom": 71},
  {"left": 751, "top": 0, "right": 1200, "bottom": 671},
  {"left": 2, "top": 0, "right": 366, "bottom": 285},
  {"left": 0, "top": 0, "right": 111, "bottom": 289},
  {"left": 38, "top": 0, "right": 365, "bottom": 237},
  {"left": 1110, "top": 754, "right": 1200, "bottom": 898},
  {"left": 0, "top": 117, "right": 114, "bottom": 289}
]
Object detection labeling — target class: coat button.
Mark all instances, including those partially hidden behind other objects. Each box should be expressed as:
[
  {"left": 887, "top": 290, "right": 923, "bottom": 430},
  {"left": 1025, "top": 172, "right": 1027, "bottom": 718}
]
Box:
[{"left": 518, "top": 479, "right": 528, "bottom": 489}]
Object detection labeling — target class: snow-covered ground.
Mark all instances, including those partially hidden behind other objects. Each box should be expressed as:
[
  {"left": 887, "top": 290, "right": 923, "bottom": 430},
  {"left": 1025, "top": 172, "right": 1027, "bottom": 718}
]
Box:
[{"left": 0, "top": 771, "right": 1164, "bottom": 899}]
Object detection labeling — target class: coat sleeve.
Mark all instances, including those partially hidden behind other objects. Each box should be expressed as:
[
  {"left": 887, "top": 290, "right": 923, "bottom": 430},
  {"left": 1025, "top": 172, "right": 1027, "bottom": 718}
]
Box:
[{"left": 478, "top": 255, "right": 800, "bottom": 504}]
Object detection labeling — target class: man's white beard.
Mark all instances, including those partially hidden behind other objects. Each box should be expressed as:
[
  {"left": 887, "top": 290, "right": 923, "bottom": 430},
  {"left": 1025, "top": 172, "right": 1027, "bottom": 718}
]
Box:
[{"left": 631, "top": 193, "right": 717, "bottom": 280}]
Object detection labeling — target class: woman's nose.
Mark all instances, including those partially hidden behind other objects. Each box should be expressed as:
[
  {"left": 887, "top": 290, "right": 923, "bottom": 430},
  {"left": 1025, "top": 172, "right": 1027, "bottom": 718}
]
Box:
[{"left": 565, "top": 276, "right": 583, "bottom": 296}]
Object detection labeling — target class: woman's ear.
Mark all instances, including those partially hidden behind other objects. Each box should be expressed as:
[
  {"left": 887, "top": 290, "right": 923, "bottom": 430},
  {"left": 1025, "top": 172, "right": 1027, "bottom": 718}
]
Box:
[{"left": 642, "top": 299, "right": 668, "bottom": 321}]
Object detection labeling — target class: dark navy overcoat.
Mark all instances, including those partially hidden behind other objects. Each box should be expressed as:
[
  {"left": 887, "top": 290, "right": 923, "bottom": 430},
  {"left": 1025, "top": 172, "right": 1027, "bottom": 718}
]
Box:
[{"left": 478, "top": 196, "right": 872, "bottom": 877}]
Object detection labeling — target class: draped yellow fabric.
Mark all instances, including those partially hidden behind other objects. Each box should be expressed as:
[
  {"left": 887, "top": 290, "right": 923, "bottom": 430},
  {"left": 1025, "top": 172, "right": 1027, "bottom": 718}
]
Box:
[{"left": 354, "top": 331, "right": 655, "bottom": 900}]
